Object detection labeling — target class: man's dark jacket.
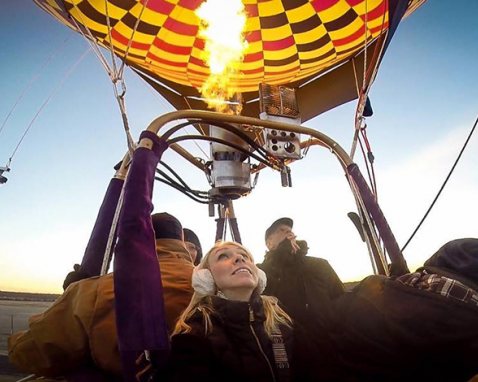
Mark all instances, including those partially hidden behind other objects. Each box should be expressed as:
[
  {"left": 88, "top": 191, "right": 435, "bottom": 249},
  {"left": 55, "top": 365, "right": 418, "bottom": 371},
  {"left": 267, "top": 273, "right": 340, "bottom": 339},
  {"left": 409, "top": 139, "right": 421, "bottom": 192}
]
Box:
[
  {"left": 329, "top": 274, "right": 478, "bottom": 381},
  {"left": 258, "top": 240, "right": 344, "bottom": 327}
]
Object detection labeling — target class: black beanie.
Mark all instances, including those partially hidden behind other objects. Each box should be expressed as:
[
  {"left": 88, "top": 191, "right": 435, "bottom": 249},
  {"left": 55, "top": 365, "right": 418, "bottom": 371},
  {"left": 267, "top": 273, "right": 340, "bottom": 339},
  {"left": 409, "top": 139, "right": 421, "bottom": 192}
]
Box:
[
  {"left": 183, "top": 228, "right": 203, "bottom": 264},
  {"left": 423, "top": 238, "right": 478, "bottom": 287},
  {"left": 151, "top": 213, "right": 183, "bottom": 240}
]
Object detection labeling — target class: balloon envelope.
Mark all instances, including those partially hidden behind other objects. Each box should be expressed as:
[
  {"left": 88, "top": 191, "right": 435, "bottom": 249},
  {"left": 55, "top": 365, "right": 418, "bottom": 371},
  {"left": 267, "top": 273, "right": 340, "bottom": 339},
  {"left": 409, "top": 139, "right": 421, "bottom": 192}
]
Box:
[{"left": 34, "top": 0, "right": 425, "bottom": 121}]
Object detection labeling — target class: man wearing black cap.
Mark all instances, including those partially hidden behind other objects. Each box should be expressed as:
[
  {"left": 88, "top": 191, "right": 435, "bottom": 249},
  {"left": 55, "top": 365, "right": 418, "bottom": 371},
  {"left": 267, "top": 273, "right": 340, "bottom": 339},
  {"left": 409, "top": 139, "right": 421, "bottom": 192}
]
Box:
[
  {"left": 8, "top": 212, "right": 194, "bottom": 380},
  {"left": 327, "top": 238, "right": 478, "bottom": 381},
  {"left": 258, "top": 217, "right": 344, "bottom": 326},
  {"left": 183, "top": 228, "right": 203, "bottom": 265}
]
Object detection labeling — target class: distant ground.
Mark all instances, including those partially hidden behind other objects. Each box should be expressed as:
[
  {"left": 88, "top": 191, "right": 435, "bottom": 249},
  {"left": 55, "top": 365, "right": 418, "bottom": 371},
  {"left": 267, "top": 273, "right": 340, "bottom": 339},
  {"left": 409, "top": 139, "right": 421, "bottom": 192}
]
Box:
[
  {"left": 0, "top": 355, "right": 28, "bottom": 380},
  {"left": 0, "top": 297, "right": 52, "bottom": 381},
  {"left": 0, "top": 291, "right": 59, "bottom": 303}
]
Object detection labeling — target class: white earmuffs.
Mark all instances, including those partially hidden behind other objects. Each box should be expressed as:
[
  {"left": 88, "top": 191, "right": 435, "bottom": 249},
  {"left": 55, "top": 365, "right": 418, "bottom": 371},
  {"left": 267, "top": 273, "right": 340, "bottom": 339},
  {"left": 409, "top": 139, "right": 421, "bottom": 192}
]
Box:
[
  {"left": 191, "top": 268, "right": 216, "bottom": 295},
  {"left": 191, "top": 267, "right": 267, "bottom": 296},
  {"left": 256, "top": 268, "right": 267, "bottom": 294}
]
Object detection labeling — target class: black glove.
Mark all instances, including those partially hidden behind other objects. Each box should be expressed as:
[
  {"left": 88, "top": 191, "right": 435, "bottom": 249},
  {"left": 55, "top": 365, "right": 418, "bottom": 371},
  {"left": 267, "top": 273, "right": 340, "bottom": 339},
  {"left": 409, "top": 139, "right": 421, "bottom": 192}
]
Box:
[
  {"left": 63, "top": 264, "right": 90, "bottom": 290},
  {"left": 277, "top": 239, "right": 309, "bottom": 256}
]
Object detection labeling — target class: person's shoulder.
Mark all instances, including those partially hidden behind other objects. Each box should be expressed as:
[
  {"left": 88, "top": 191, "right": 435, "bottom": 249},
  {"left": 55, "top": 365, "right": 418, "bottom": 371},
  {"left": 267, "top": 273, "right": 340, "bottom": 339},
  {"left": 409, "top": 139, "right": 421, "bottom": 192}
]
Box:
[
  {"left": 304, "top": 256, "right": 333, "bottom": 268},
  {"left": 184, "top": 309, "right": 213, "bottom": 335},
  {"left": 62, "top": 273, "right": 115, "bottom": 310},
  {"left": 351, "top": 274, "right": 388, "bottom": 294}
]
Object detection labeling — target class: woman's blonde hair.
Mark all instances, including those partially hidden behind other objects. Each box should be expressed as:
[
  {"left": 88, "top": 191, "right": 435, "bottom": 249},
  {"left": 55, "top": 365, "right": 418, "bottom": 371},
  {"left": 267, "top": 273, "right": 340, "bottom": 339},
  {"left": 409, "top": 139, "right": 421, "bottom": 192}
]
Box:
[{"left": 173, "top": 241, "right": 292, "bottom": 337}]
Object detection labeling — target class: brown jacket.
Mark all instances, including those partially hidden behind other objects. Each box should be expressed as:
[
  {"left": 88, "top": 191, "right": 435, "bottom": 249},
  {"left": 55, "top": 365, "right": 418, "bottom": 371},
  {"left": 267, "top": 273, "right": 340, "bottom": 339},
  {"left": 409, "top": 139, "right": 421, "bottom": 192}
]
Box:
[{"left": 8, "top": 239, "right": 194, "bottom": 378}]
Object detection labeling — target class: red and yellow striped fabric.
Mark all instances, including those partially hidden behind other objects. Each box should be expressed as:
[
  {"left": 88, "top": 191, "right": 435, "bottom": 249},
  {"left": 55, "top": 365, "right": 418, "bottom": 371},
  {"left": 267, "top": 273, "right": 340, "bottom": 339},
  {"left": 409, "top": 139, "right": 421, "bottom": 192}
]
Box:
[{"left": 34, "top": 0, "right": 423, "bottom": 94}]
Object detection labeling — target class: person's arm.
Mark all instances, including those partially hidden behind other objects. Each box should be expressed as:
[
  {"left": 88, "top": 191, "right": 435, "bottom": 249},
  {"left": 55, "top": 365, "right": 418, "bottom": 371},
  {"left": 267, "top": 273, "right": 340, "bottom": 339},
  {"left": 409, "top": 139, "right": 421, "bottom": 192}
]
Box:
[
  {"left": 8, "top": 280, "right": 96, "bottom": 377},
  {"left": 323, "top": 260, "right": 345, "bottom": 298},
  {"left": 164, "top": 333, "right": 217, "bottom": 382}
]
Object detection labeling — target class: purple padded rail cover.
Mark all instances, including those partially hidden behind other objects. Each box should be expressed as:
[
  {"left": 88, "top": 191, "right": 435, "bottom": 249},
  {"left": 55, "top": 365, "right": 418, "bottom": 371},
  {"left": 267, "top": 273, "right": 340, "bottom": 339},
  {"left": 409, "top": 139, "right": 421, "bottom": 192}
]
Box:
[
  {"left": 80, "top": 177, "right": 124, "bottom": 277},
  {"left": 347, "top": 163, "right": 409, "bottom": 276},
  {"left": 114, "top": 131, "right": 169, "bottom": 381}
]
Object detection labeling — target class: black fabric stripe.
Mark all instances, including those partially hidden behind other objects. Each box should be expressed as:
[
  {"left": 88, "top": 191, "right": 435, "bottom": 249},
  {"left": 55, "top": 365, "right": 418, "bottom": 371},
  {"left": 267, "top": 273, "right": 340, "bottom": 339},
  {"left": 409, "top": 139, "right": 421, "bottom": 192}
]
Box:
[
  {"left": 108, "top": 0, "right": 136, "bottom": 9},
  {"left": 296, "top": 33, "right": 331, "bottom": 52},
  {"left": 282, "top": 0, "right": 309, "bottom": 11},
  {"left": 89, "top": 28, "right": 107, "bottom": 40},
  {"left": 264, "top": 52, "right": 299, "bottom": 67},
  {"left": 259, "top": 12, "right": 289, "bottom": 29},
  {"left": 114, "top": 46, "right": 144, "bottom": 60},
  {"left": 324, "top": 8, "right": 358, "bottom": 32},
  {"left": 76, "top": 1, "right": 119, "bottom": 26},
  {"left": 290, "top": 13, "right": 322, "bottom": 34},
  {"left": 300, "top": 49, "right": 335, "bottom": 64},
  {"left": 336, "top": 44, "right": 362, "bottom": 57},
  {"left": 122, "top": 11, "right": 161, "bottom": 35}
]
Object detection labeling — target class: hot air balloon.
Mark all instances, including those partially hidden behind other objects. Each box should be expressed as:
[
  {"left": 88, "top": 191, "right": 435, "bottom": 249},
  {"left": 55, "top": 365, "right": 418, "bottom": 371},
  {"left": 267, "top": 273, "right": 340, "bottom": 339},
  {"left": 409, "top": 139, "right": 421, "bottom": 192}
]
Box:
[{"left": 27, "top": 1, "right": 426, "bottom": 380}]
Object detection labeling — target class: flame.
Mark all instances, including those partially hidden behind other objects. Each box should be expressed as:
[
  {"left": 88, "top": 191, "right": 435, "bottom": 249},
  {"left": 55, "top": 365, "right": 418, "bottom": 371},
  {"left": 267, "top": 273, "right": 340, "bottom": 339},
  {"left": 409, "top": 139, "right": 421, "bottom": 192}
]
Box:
[{"left": 195, "top": 0, "right": 248, "bottom": 113}]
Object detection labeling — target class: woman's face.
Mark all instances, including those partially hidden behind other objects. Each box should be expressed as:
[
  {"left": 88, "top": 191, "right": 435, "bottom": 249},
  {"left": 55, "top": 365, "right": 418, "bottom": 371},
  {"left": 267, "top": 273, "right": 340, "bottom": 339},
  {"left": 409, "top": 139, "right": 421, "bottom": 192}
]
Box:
[{"left": 208, "top": 244, "right": 258, "bottom": 300}]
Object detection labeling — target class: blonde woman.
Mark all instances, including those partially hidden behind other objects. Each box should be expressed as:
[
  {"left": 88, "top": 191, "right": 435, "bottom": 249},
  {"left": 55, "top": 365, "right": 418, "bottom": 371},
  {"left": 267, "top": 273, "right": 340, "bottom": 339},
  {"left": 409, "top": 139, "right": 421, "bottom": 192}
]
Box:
[{"left": 163, "top": 241, "right": 322, "bottom": 382}]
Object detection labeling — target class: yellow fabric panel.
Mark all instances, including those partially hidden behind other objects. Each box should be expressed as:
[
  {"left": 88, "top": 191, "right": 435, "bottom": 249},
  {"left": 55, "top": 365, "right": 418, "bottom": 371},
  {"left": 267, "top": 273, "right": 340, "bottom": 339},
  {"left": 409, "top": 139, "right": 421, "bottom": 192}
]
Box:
[
  {"left": 258, "top": 0, "right": 285, "bottom": 18},
  {"left": 298, "top": 42, "right": 335, "bottom": 60},
  {"left": 285, "top": 2, "right": 316, "bottom": 24},
  {"left": 88, "top": 0, "right": 130, "bottom": 20},
  {"left": 350, "top": 0, "right": 385, "bottom": 16},
  {"left": 335, "top": 44, "right": 362, "bottom": 55},
  {"left": 263, "top": 45, "right": 298, "bottom": 60},
  {"left": 68, "top": 7, "right": 109, "bottom": 35},
  {"left": 149, "top": 50, "right": 189, "bottom": 66},
  {"left": 169, "top": 5, "right": 198, "bottom": 27},
  {"left": 244, "top": 40, "right": 264, "bottom": 54},
  {"left": 293, "top": 26, "right": 328, "bottom": 45},
  {"left": 245, "top": 16, "right": 261, "bottom": 32},
  {"left": 318, "top": 0, "right": 350, "bottom": 23},
  {"left": 329, "top": 18, "right": 364, "bottom": 40},
  {"left": 187, "top": 62, "right": 211, "bottom": 74},
  {"left": 261, "top": 24, "right": 293, "bottom": 41},
  {"left": 157, "top": 29, "right": 196, "bottom": 47},
  {"left": 367, "top": 14, "right": 390, "bottom": 32},
  {"left": 265, "top": 61, "right": 299, "bottom": 73},
  {"left": 240, "top": 61, "right": 265, "bottom": 71},
  {"left": 190, "top": 46, "right": 205, "bottom": 61},
  {"left": 113, "top": 24, "right": 156, "bottom": 46},
  {"left": 130, "top": 5, "right": 168, "bottom": 28}
]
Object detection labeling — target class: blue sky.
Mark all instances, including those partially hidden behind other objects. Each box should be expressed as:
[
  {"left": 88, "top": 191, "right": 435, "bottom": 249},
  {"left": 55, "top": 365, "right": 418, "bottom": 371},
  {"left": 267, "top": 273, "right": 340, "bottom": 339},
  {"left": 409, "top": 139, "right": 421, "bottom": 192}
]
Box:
[{"left": 1, "top": 0, "right": 477, "bottom": 293}]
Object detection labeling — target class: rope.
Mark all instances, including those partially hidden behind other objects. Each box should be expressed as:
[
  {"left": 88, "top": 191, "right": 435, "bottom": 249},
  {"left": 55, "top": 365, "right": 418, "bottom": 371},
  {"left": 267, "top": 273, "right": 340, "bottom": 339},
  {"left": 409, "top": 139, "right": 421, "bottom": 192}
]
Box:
[
  {"left": 101, "top": 180, "right": 127, "bottom": 275},
  {"left": 102, "top": 0, "right": 136, "bottom": 153},
  {"left": 0, "top": 37, "right": 69, "bottom": 137},
  {"left": 350, "top": 1, "right": 389, "bottom": 160},
  {"left": 401, "top": 115, "right": 478, "bottom": 252},
  {"left": 103, "top": 0, "right": 119, "bottom": 80},
  {"left": 71, "top": 3, "right": 135, "bottom": 154},
  {"left": 7, "top": 47, "right": 90, "bottom": 167},
  {"left": 117, "top": 0, "right": 150, "bottom": 78},
  {"left": 183, "top": 96, "right": 212, "bottom": 158},
  {"left": 229, "top": 217, "right": 242, "bottom": 244},
  {"left": 70, "top": 16, "right": 112, "bottom": 76},
  {"left": 362, "top": 0, "right": 369, "bottom": 95},
  {"left": 359, "top": 126, "right": 378, "bottom": 196}
]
